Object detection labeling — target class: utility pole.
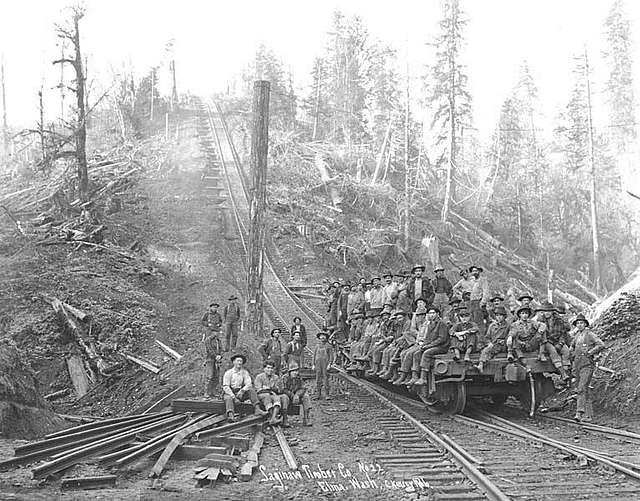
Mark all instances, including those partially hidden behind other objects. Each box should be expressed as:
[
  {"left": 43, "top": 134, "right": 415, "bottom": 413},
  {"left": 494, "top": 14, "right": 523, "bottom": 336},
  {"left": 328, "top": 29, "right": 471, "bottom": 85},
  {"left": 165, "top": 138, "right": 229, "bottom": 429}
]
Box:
[
  {"left": 1, "top": 55, "right": 8, "bottom": 159},
  {"left": 403, "top": 46, "right": 411, "bottom": 252},
  {"left": 584, "top": 49, "right": 602, "bottom": 292},
  {"left": 247, "top": 80, "right": 270, "bottom": 339}
]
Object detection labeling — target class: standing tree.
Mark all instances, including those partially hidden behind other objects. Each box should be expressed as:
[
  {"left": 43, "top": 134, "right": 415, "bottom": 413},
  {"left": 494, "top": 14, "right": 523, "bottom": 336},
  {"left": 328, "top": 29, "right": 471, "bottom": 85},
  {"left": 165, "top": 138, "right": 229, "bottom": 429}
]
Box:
[
  {"left": 603, "top": 0, "right": 636, "bottom": 155},
  {"left": 426, "top": 0, "right": 472, "bottom": 222},
  {"left": 1, "top": 55, "right": 8, "bottom": 159},
  {"left": 53, "top": 6, "right": 89, "bottom": 201}
]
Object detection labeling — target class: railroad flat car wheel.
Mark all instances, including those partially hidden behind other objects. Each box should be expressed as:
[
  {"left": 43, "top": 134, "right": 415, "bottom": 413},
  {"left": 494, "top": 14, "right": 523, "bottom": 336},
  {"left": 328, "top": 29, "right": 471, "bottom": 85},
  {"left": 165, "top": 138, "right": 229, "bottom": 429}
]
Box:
[{"left": 420, "top": 382, "right": 467, "bottom": 414}]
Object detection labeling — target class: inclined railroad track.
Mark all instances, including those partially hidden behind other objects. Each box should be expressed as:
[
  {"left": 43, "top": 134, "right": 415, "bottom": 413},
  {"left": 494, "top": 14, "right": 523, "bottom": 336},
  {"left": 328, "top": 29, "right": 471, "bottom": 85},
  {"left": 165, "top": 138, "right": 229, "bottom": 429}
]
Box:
[{"left": 192, "top": 97, "right": 640, "bottom": 500}]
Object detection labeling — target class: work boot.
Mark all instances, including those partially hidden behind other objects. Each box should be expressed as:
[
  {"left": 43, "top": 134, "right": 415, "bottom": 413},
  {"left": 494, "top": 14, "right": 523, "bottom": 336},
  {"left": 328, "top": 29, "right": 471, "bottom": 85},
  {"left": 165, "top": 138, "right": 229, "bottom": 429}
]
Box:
[
  {"left": 507, "top": 351, "right": 515, "bottom": 362},
  {"left": 537, "top": 348, "right": 548, "bottom": 362},
  {"left": 385, "top": 368, "right": 398, "bottom": 381},
  {"left": 226, "top": 410, "right": 237, "bottom": 423},
  {"left": 393, "top": 372, "right": 408, "bottom": 386},
  {"left": 366, "top": 363, "right": 379, "bottom": 376},
  {"left": 452, "top": 348, "right": 461, "bottom": 361},
  {"left": 406, "top": 371, "right": 420, "bottom": 386},
  {"left": 254, "top": 405, "right": 268, "bottom": 417},
  {"left": 464, "top": 349, "right": 472, "bottom": 363},
  {"left": 581, "top": 415, "right": 593, "bottom": 423},
  {"left": 414, "top": 370, "right": 429, "bottom": 386},
  {"left": 378, "top": 367, "right": 391, "bottom": 379},
  {"left": 475, "top": 362, "right": 484, "bottom": 373},
  {"left": 268, "top": 408, "right": 281, "bottom": 426},
  {"left": 574, "top": 412, "right": 583, "bottom": 422},
  {"left": 281, "top": 414, "right": 290, "bottom": 428},
  {"left": 558, "top": 367, "right": 570, "bottom": 383}
]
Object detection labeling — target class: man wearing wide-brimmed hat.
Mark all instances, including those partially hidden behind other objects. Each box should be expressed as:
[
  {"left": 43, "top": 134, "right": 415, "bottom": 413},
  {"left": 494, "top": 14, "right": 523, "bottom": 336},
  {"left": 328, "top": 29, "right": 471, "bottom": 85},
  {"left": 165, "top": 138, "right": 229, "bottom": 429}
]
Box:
[
  {"left": 254, "top": 360, "right": 284, "bottom": 426},
  {"left": 203, "top": 319, "right": 223, "bottom": 398},
  {"left": 452, "top": 268, "right": 473, "bottom": 297},
  {"left": 570, "top": 313, "right": 604, "bottom": 422},
  {"left": 258, "top": 328, "right": 285, "bottom": 374},
  {"left": 391, "top": 299, "right": 428, "bottom": 385},
  {"left": 379, "top": 310, "right": 411, "bottom": 380},
  {"left": 407, "top": 264, "right": 434, "bottom": 310},
  {"left": 536, "top": 301, "right": 572, "bottom": 376},
  {"left": 431, "top": 266, "right": 453, "bottom": 319},
  {"left": 336, "top": 282, "right": 352, "bottom": 342},
  {"left": 279, "top": 362, "right": 312, "bottom": 426},
  {"left": 313, "top": 331, "right": 335, "bottom": 399},
  {"left": 222, "top": 354, "right": 266, "bottom": 422},
  {"left": 476, "top": 306, "right": 510, "bottom": 373},
  {"left": 449, "top": 306, "right": 480, "bottom": 362},
  {"left": 222, "top": 295, "right": 242, "bottom": 352},
  {"left": 467, "top": 265, "right": 490, "bottom": 337},
  {"left": 201, "top": 302, "right": 222, "bottom": 342},
  {"left": 369, "top": 276, "right": 386, "bottom": 314},
  {"left": 366, "top": 309, "right": 393, "bottom": 375}
]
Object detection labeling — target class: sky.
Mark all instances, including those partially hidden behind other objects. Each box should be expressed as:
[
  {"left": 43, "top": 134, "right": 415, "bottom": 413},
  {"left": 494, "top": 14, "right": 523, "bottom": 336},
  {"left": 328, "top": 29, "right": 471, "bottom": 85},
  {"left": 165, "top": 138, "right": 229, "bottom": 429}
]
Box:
[{"left": 1, "top": 0, "right": 639, "bottom": 144}]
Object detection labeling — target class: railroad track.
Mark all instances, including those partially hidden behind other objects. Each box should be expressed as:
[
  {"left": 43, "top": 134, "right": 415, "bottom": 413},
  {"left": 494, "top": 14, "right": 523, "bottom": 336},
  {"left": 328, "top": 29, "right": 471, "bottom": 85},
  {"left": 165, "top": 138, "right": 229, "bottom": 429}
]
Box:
[
  {"left": 333, "top": 372, "right": 640, "bottom": 500},
  {"left": 192, "top": 97, "right": 640, "bottom": 499}
]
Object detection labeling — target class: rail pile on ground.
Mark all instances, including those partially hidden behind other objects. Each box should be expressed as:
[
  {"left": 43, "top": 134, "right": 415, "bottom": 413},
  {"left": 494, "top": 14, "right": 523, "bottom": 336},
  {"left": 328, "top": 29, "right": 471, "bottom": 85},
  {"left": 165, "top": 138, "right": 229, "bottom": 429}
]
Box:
[{"left": 0, "top": 400, "right": 268, "bottom": 489}]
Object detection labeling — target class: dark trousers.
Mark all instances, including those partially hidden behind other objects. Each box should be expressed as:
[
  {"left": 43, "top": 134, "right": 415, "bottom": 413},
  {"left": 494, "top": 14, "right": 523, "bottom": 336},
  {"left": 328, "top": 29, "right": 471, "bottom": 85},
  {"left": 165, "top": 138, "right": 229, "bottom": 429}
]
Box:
[
  {"left": 224, "top": 322, "right": 239, "bottom": 351},
  {"left": 204, "top": 358, "right": 219, "bottom": 396},
  {"left": 223, "top": 387, "right": 258, "bottom": 413},
  {"left": 420, "top": 346, "right": 449, "bottom": 370}
]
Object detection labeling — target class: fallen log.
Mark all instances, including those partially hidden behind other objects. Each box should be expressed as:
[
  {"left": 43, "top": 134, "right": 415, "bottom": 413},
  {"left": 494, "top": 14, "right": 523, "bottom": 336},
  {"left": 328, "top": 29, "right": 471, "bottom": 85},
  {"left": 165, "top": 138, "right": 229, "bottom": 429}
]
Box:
[
  {"left": 67, "top": 355, "right": 90, "bottom": 397},
  {"left": 154, "top": 339, "right": 183, "bottom": 361},
  {"left": 121, "top": 352, "right": 161, "bottom": 374},
  {"left": 273, "top": 426, "right": 297, "bottom": 470},
  {"left": 553, "top": 288, "right": 590, "bottom": 312},
  {"left": 573, "top": 279, "right": 601, "bottom": 302}
]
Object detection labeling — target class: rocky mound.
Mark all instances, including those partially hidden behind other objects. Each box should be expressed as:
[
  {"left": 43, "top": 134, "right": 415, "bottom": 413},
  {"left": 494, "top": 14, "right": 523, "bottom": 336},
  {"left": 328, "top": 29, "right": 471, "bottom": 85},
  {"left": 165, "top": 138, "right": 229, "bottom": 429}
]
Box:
[{"left": 0, "top": 338, "right": 66, "bottom": 438}]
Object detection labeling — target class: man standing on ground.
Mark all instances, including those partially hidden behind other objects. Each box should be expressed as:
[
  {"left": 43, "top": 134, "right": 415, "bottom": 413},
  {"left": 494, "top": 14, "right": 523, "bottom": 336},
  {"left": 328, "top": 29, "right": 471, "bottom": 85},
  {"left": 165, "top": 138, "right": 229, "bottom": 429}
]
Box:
[
  {"left": 222, "top": 354, "right": 267, "bottom": 422},
  {"left": 203, "top": 326, "right": 223, "bottom": 398},
  {"left": 258, "top": 328, "right": 285, "bottom": 374},
  {"left": 313, "top": 332, "right": 335, "bottom": 399},
  {"left": 223, "top": 295, "right": 242, "bottom": 352},
  {"left": 201, "top": 302, "right": 222, "bottom": 342},
  {"left": 284, "top": 330, "right": 304, "bottom": 369}
]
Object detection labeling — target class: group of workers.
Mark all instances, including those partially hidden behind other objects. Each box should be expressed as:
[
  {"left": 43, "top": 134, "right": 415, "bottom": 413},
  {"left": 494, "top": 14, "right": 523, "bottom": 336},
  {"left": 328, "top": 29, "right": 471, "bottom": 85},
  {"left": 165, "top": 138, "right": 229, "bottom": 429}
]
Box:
[
  {"left": 202, "top": 296, "right": 336, "bottom": 425},
  {"left": 325, "top": 264, "right": 605, "bottom": 423}
]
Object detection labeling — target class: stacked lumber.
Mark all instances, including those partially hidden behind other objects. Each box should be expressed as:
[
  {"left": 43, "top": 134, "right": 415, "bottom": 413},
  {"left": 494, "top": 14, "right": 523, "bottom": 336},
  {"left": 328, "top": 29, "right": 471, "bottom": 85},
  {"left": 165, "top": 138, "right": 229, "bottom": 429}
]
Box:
[{"left": 0, "top": 405, "right": 268, "bottom": 484}]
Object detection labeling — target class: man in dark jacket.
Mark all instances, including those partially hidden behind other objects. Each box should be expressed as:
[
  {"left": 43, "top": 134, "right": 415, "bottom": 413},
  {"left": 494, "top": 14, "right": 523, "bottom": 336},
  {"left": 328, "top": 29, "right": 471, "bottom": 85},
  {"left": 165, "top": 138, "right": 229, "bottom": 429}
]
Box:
[
  {"left": 201, "top": 302, "right": 222, "bottom": 342},
  {"left": 407, "top": 264, "right": 434, "bottom": 309},
  {"left": 258, "top": 328, "right": 285, "bottom": 374},
  {"left": 431, "top": 267, "right": 453, "bottom": 318},
  {"left": 222, "top": 295, "right": 242, "bottom": 352},
  {"left": 414, "top": 307, "right": 450, "bottom": 390},
  {"left": 203, "top": 328, "right": 223, "bottom": 398}
]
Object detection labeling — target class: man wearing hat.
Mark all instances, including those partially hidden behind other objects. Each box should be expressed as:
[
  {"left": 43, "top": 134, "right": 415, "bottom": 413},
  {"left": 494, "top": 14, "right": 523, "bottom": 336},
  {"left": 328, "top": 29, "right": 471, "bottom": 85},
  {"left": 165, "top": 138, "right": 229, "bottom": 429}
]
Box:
[
  {"left": 326, "top": 282, "right": 341, "bottom": 331},
  {"left": 313, "top": 331, "right": 335, "bottom": 399},
  {"left": 507, "top": 306, "right": 568, "bottom": 380},
  {"left": 203, "top": 319, "right": 223, "bottom": 398},
  {"left": 391, "top": 298, "right": 428, "bottom": 385},
  {"left": 279, "top": 362, "right": 312, "bottom": 426},
  {"left": 336, "top": 283, "right": 352, "bottom": 342},
  {"left": 379, "top": 310, "right": 411, "bottom": 380},
  {"left": 254, "top": 360, "right": 284, "bottom": 426},
  {"left": 395, "top": 271, "right": 412, "bottom": 313},
  {"left": 516, "top": 292, "right": 540, "bottom": 314},
  {"left": 348, "top": 283, "right": 366, "bottom": 321},
  {"left": 284, "top": 330, "right": 304, "bottom": 370},
  {"left": 258, "top": 328, "right": 285, "bottom": 374},
  {"left": 536, "top": 301, "right": 572, "bottom": 377},
  {"left": 431, "top": 266, "right": 453, "bottom": 319},
  {"left": 366, "top": 310, "right": 392, "bottom": 375},
  {"left": 467, "top": 266, "right": 490, "bottom": 337},
  {"left": 356, "top": 310, "right": 380, "bottom": 362},
  {"left": 201, "top": 302, "right": 222, "bottom": 342},
  {"left": 222, "top": 295, "right": 242, "bottom": 352},
  {"left": 446, "top": 297, "right": 462, "bottom": 325},
  {"left": 369, "top": 277, "right": 386, "bottom": 315},
  {"left": 407, "top": 264, "right": 434, "bottom": 310},
  {"left": 570, "top": 313, "right": 605, "bottom": 422},
  {"left": 476, "top": 306, "right": 510, "bottom": 373},
  {"left": 382, "top": 272, "right": 399, "bottom": 307},
  {"left": 222, "top": 354, "right": 266, "bottom": 422},
  {"left": 414, "top": 307, "right": 451, "bottom": 391},
  {"left": 452, "top": 269, "right": 473, "bottom": 297},
  {"left": 449, "top": 307, "right": 480, "bottom": 362}
]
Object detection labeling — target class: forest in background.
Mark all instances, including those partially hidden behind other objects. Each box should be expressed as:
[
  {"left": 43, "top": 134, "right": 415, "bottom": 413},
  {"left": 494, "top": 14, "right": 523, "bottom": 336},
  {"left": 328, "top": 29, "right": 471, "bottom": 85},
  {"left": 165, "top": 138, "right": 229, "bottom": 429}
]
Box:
[{"left": 224, "top": 0, "right": 639, "bottom": 298}]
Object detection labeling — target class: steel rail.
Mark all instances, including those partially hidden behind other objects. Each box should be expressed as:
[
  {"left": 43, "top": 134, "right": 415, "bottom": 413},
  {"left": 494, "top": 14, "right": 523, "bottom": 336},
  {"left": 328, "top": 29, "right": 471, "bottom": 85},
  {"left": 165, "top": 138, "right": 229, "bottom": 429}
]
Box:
[
  {"left": 538, "top": 413, "right": 640, "bottom": 442},
  {"left": 337, "top": 369, "right": 511, "bottom": 501},
  {"left": 44, "top": 411, "right": 170, "bottom": 440},
  {"left": 31, "top": 413, "right": 187, "bottom": 479},
  {"left": 475, "top": 410, "right": 640, "bottom": 482}
]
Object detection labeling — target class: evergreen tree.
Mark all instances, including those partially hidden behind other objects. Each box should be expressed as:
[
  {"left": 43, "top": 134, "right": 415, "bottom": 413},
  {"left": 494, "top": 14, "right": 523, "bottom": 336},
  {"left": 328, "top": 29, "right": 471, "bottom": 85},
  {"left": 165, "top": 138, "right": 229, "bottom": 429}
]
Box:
[
  {"left": 425, "top": 0, "right": 472, "bottom": 221},
  {"left": 603, "top": 0, "right": 637, "bottom": 153}
]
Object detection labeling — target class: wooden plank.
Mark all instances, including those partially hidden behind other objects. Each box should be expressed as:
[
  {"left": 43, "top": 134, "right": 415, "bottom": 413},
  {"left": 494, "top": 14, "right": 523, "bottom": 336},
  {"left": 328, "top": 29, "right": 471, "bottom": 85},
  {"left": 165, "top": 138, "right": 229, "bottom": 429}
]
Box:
[
  {"left": 60, "top": 475, "right": 117, "bottom": 490},
  {"left": 194, "top": 467, "right": 220, "bottom": 480},
  {"left": 203, "top": 435, "right": 250, "bottom": 452},
  {"left": 67, "top": 355, "right": 90, "bottom": 397},
  {"left": 174, "top": 445, "right": 227, "bottom": 460},
  {"left": 154, "top": 339, "right": 183, "bottom": 361},
  {"left": 142, "top": 385, "right": 186, "bottom": 415},
  {"left": 196, "top": 456, "right": 237, "bottom": 473},
  {"left": 238, "top": 431, "right": 264, "bottom": 481}
]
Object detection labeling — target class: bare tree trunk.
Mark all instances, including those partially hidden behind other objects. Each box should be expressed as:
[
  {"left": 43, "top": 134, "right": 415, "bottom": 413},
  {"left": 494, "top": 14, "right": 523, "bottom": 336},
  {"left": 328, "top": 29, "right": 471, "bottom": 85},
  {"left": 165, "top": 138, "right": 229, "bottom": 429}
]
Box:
[
  {"left": 73, "top": 13, "right": 88, "bottom": 201},
  {"left": 403, "top": 56, "right": 410, "bottom": 252},
  {"left": 483, "top": 131, "right": 501, "bottom": 212},
  {"left": 441, "top": 15, "right": 457, "bottom": 223},
  {"left": 38, "top": 85, "right": 45, "bottom": 163},
  {"left": 247, "top": 80, "right": 270, "bottom": 340},
  {"left": 170, "top": 60, "right": 178, "bottom": 111},
  {"left": 1, "top": 56, "right": 8, "bottom": 159},
  {"left": 584, "top": 49, "right": 602, "bottom": 293},
  {"left": 150, "top": 69, "right": 155, "bottom": 121},
  {"left": 371, "top": 119, "right": 392, "bottom": 185},
  {"left": 312, "top": 66, "right": 321, "bottom": 141},
  {"left": 516, "top": 182, "right": 523, "bottom": 247},
  {"left": 59, "top": 45, "right": 65, "bottom": 122}
]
